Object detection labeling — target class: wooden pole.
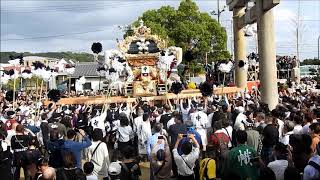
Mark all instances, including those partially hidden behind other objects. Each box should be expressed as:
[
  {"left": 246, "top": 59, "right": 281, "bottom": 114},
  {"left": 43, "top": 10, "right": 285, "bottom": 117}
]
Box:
[
  {"left": 69, "top": 76, "right": 71, "bottom": 97},
  {"left": 13, "top": 78, "right": 16, "bottom": 109}
]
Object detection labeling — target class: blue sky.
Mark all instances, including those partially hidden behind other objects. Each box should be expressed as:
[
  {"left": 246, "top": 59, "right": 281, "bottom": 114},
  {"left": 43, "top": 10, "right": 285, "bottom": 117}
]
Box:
[{"left": 1, "top": 0, "right": 319, "bottom": 60}]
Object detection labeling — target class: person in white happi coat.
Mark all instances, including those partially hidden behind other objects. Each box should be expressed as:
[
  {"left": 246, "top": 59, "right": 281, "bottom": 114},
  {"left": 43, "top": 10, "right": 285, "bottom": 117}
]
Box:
[
  {"left": 137, "top": 113, "right": 152, "bottom": 158},
  {"left": 191, "top": 104, "right": 209, "bottom": 151}
]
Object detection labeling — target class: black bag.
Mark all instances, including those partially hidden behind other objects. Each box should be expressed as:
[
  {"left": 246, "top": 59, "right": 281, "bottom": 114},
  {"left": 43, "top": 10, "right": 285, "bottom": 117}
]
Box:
[{"left": 121, "top": 162, "right": 140, "bottom": 180}]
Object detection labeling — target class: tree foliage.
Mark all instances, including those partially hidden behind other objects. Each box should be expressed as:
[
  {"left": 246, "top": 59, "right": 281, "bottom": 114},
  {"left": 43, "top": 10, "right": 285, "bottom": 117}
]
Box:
[
  {"left": 125, "top": 0, "right": 230, "bottom": 63},
  {"left": 301, "top": 58, "right": 320, "bottom": 66}
]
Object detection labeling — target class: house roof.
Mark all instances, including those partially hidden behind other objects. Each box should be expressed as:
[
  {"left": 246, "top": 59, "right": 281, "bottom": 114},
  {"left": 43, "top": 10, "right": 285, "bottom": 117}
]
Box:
[{"left": 71, "top": 63, "right": 100, "bottom": 78}]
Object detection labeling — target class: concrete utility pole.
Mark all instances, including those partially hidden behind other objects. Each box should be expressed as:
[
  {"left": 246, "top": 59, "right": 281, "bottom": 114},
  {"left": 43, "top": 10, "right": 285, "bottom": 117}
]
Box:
[{"left": 226, "top": 0, "right": 280, "bottom": 110}]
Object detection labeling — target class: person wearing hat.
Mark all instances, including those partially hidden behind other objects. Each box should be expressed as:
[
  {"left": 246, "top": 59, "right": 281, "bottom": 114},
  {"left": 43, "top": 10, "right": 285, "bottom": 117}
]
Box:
[
  {"left": 48, "top": 112, "right": 67, "bottom": 139},
  {"left": 108, "top": 161, "right": 122, "bottom": 180},
  {"left": 5, "top": 110, "right": 17, "bottom": 131},
  {"left": 243, "top": 117, "right": 261, "bottom": 153}
]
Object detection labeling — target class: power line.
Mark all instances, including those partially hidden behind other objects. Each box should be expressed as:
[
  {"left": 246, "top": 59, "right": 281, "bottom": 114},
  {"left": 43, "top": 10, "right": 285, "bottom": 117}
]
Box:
[
  {"left": 1, "top": 29, "right": 109, "bottom": 41},
  {"left": 1, "top": 2, "right": 156, "bottom": 13}
]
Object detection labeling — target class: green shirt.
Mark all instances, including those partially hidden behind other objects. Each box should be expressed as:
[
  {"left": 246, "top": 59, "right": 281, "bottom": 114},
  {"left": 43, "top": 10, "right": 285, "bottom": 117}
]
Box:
[{"left": 225, "top": 144, "right": 259, "bottom": 180}]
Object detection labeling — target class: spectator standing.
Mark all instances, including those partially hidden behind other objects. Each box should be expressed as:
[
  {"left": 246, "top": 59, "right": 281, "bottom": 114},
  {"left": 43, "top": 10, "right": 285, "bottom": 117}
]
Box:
[
  {"left": 56, "top": 151, "right": 86, "bottom": 180},
  {"left": 173, "top": 134, "right": 200, "bottom": 180},
  {"left": 267, "top": 143, "right": 289, "bottom": 180},
  {"left": 11, "top": 124, "right": 30, "bottom": 180},
  {"left": 224, "top": 130, "right": 259, "bottom": 180},
  {"left": 150, "top": 136, "right": 172, "bottom": 180},
  {"left": 84, "top": 161, "right": 99, "bottom": 180},
  {"left": 116, "top": 115, "right": 134, "bottom": 152},
  {"left": 64, "top": 129, "right": 92, "bottom": 168},
  {"left": 262, "top": 115, "right": 279, "bottom": 164},
  {"left": 88, "top": 128, "right": 110, "bottom": 180}
]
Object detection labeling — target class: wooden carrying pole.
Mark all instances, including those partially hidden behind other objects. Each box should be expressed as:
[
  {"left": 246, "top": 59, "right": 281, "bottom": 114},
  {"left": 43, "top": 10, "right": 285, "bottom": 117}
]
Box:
[{"left": 43, "top": 87, "right": 241, "bottom": 106}]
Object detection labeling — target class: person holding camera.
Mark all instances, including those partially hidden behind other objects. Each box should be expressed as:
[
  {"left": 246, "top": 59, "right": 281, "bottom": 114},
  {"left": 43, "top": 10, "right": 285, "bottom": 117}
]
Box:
[
  {"left": 173, "top": 133, "right": 200, "bottom": 180},
  {"left": 64, "top": 129, "right": 92, "bottom": 168},
  {"left": 150, "top": 135, "right": 172, "bottom": 180}
]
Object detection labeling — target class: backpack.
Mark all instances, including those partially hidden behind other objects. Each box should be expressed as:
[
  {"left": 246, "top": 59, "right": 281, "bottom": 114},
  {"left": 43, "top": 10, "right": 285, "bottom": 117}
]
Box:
[
  {"left": 212, "top": 133, "right": 229, "bottom": 159},
  {"left": 121, "top": 162, "right": 140, "bottom": 180},
  {"left": 211, "top": 133, "right": 229, "bottom": 177}
]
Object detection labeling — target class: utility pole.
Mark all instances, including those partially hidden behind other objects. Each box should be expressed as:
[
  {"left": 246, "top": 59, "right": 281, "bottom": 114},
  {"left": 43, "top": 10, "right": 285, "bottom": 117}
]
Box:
[
  {"left": 211, "top": 0, "right": 226, "bottom": 24},
  {"left": 318, "top": 35, "right": 320, "bottom": 61}
]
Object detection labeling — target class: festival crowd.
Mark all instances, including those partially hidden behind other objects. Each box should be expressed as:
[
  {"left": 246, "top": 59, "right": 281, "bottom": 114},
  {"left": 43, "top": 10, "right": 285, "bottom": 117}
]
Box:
[{"left": 0, "top": 78, "right": 320, "bottom": 180}]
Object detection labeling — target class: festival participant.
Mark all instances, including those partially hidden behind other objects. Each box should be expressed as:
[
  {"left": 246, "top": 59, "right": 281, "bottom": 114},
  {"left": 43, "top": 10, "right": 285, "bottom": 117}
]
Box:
[
  {"left": 48, "top": 112, "right": 67, "bottom": 139},
  {"left": 173, "top": 134, "right": 200, "bottom": 180},
  {"left": 224, "top": 130, "right": 259, "bottom": 180},
  {"left": 11, "top": 124, "right": 31, "bottom": 180},
  {"left": 116, "top": 114, "right": 134, "bottom": 152},
  {"left": 303, "top": 143, "right": 320, "bottom": 180},
  {"left": 234, "top": 106, "right": 247, "bottom": 131},
  {"left": 88, "top": 128, "right": 110, "bottom": 180},
  {"left": 137, "top": 113, "right": 152, "bottom": 160},
  {"left": 191, "top": 103, "right": 209, "bottom": 151},
  {"left": 64, "top": 129, "right": 92, "bottom": 168},
  {"left": 180, "top": 99, "right": 191, "bottom": 122},
  {"left": 160, "top": 104, "right": 173, "bottom": 131}
]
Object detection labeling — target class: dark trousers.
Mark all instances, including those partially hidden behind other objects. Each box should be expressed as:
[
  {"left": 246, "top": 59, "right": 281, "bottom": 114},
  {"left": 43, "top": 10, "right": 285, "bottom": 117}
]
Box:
[
  {"left": 178, "top": 174, "right": 195, "bottom": 180},
  {"left": 14, "top": 165, "right": 29, "bottom": 180}
]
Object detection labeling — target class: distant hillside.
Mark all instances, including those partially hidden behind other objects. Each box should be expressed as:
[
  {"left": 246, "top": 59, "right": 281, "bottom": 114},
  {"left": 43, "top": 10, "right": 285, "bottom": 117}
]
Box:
[{"left": 0, "top": 51, "right": 101, "bottom": 63}]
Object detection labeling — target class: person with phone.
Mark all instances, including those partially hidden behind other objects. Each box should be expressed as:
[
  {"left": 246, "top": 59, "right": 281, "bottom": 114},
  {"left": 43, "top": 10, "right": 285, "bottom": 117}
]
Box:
[
  {"left": 150, "top": 136, "right": 172, "bottom": 180},
  {"left": 173, "top": 134, "right": 200, "bottom": 180}
]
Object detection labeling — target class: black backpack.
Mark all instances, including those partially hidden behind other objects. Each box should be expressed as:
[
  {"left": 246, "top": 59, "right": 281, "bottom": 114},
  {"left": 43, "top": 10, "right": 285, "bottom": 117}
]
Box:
[{"left": 121, "top": 162, "right": 140, "bottom": 180}]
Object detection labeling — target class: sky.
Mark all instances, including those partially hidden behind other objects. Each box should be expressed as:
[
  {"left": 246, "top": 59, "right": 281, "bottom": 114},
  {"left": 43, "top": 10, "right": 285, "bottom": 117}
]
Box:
[{"left": 1, "top": 0, "right": 320, "bottom": 60}]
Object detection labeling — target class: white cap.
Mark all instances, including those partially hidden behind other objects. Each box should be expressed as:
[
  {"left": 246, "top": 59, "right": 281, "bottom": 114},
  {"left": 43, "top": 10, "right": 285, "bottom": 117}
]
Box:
[{"left": 108, "top": 162, "right": 121, "bottom": 176}]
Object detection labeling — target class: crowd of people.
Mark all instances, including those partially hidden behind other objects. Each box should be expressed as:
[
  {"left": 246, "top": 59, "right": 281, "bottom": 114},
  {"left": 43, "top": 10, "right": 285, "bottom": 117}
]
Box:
[{"left": 1, "top": 79, "right": 320, "bottom": 180}]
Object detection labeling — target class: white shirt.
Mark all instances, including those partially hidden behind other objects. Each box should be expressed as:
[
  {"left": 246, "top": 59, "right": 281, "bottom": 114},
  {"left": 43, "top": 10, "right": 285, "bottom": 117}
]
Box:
[
  {"left": 117, "top": 126, "right": 133, "bottom": 142},
  {"left": 280, "top": 131, "right": 293, "bottom": 145},
  {"left": 119, "top": 107, "right": 131, "bottom": 119},
  {"left": 293, "top": 125, "right": 303, "bottom": 134},
  {"left": 268, "top": 160, "right": 288, "bottom": 180},
  {"left": 133, "top": 116, "right": 143, "bottom": 133},
  {"left": 234, "top": 113, "right": 246, "bottom": 131},
  {"left": 191, "top": 111, "right": 208, "bottom": 129},
  {"left": 90, "top": 110, "right": 107, "bottom": 135},
  {"left": 86, "top": 174, "right": 98, "bottom": 180},
  {"left": 167, "top": 118, "right": 175, "bottom": 129},
  {"left": 277, "top": 119, "right": 284, "bottom": 138},
  {"left": 88, "top": 141, "right": 110, "bottom": 177},
  {"left": 173, "top": 147, "right": 200, "bottom": 176}
]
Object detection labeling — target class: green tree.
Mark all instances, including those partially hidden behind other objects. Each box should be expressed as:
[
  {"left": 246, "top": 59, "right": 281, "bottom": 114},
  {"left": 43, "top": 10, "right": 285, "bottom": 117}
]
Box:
[{"left": 125, "top": 0, "right": 230, "bottom": 63}]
